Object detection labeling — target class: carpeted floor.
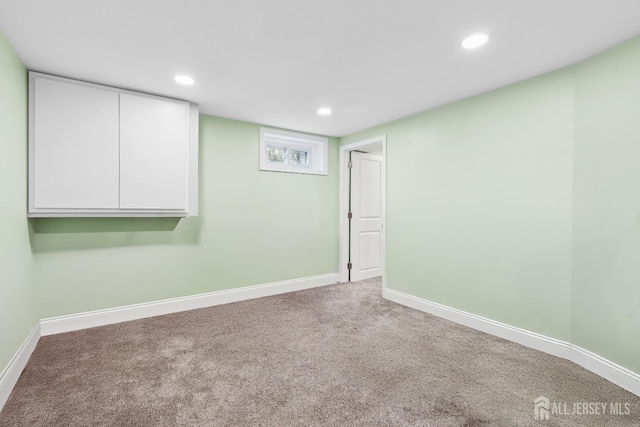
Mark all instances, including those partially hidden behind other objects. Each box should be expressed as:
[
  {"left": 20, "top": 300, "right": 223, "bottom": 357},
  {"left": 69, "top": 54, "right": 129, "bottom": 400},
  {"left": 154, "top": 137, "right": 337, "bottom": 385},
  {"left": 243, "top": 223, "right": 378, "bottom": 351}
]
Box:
[{"left": 1, "top": 278, "right": 639, "bottom": 426}]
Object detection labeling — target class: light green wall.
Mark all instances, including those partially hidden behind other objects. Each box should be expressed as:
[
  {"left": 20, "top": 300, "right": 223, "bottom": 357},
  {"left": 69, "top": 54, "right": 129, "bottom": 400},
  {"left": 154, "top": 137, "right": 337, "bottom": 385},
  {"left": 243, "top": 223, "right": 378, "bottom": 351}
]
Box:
[
  {"left": 33, "top": 116, "right": 339, "bottom": 318},
  {"left": 2, "top": 26, "right": 339, "bottom": 375},
  {"left": 2, "top": 24, "right": 638, "bottom": 385},
  {"left": 0, "top": 33, "right": 37, "bottom": 373},
  {"left": 572, "top": 39, "right": 640, "bottom": 373},
  {"left": 342, "top": 71, "right": 574, "bottom": 341},
  {"left": 341, "top": 36, "right": 640, "bottom": 373}
]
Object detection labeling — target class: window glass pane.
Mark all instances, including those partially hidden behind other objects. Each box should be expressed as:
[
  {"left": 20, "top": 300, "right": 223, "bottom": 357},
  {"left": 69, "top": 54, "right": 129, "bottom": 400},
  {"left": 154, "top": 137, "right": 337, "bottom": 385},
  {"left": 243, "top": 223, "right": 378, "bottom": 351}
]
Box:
[
  {"left": 266, "top": 145, "right": 287, "bottom": 163},
  {"left": 289, "top": 149, "right": 309, "bottom": 166},
  {"left": 260, "top": 127, "right": 327, "bottom": 175}
]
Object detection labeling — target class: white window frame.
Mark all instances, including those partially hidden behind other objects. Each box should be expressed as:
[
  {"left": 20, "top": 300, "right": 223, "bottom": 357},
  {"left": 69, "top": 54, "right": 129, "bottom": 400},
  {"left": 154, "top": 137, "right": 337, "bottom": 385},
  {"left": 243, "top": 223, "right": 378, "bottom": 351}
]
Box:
[{"left": 259, "top": 127, "right": 328, "bottom": 175}]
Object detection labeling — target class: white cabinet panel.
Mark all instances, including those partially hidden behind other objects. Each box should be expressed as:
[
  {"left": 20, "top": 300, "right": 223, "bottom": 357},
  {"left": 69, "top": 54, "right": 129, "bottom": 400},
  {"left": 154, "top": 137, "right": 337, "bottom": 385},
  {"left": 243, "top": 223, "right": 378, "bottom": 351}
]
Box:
[
  {"left": 119, "top": 94, "right": 188, "bottom": 210},
  {"left": 33, "top": 77, "right": 120, "bottom": 209},
  {"left": 29, "top": 72, "right": 198, "bottom": 217}
]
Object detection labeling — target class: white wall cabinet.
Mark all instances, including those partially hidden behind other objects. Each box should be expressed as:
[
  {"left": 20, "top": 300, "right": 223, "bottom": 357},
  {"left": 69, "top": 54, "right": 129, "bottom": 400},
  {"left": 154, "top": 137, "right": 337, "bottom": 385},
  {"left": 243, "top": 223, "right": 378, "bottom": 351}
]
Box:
[{"left": 28, "top": 72, "right": 199, "bottom": 217}]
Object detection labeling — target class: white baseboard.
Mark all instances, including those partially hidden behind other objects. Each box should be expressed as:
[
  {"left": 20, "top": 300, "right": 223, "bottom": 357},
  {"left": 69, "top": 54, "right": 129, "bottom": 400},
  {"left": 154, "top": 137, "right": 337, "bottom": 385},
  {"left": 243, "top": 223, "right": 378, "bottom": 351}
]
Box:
[
  {"left": 383, "top": 287, "right": 640, "bottom": 398},
  {"left": 3, "top": 276, "right": 636, "bottom": 415},
  {"left": 570, "top": 346, "right": 640, "bottom": 398},
  {"left": 1, "top": 273, "right": 337, "bottom": 413},
  {"left": 40, "top": 273, "right": 338, "bottom": 336},
  {"left": 0, "top": 323, "right": 41, "bottom": 412}
]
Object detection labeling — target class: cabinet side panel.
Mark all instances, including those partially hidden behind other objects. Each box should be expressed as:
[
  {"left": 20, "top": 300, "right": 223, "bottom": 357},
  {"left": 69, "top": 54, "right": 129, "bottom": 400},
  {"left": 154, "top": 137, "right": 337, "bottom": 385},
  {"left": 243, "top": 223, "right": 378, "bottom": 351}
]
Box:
[
  {"left": 33, "top": 77, "right": 120, "bottom": 209},
  {"left": 119, "top": 94, "right": 188, "bottom": 210},
  {"left": 188, "top": 104, "right": 199, "bottom": 216}
]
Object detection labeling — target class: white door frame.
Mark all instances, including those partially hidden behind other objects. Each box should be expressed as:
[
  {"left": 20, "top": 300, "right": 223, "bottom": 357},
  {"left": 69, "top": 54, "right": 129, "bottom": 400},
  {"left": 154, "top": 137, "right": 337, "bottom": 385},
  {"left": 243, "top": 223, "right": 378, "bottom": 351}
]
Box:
[{"left": 338, "top": 135, "right": 387, "bottom": 288}]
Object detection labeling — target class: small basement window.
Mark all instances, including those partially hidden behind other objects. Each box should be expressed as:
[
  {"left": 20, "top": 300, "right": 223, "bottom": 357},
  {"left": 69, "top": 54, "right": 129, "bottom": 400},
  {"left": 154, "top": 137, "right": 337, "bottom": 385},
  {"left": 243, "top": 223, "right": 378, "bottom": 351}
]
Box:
[{"left": 260, "top": 127, "right": 328, "bottom": 175}]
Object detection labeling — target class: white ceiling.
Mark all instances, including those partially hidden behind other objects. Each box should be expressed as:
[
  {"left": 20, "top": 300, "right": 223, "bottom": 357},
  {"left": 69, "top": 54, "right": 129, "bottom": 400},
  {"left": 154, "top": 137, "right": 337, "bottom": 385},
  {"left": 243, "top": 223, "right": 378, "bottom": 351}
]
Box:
[{"left": 1, "top": 1, "right": 639, "bottom": 137}]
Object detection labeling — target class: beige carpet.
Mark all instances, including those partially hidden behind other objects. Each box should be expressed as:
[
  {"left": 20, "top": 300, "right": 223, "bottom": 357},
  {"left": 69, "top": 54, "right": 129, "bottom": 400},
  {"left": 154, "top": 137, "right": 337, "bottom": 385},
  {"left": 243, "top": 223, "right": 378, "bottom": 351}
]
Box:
[{"left": 1, "top": 278, "right": 639, "bottom": 426}]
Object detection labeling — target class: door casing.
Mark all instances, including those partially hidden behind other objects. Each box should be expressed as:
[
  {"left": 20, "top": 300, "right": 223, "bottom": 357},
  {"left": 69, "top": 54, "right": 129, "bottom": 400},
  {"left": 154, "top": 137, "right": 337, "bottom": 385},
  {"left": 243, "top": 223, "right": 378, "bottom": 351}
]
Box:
[{"left": 338, "top": 135, "right": 387, "bottom": 288}]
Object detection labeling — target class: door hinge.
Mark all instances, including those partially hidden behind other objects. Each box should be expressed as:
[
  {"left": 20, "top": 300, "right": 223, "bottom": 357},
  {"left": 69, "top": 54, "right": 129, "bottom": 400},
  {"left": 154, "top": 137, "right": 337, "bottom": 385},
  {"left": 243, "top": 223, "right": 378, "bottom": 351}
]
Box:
[
  {"left": 347, "top": 212, "right": 352, "bottom": 219},
  {"left": 347, "top": 161, "right": 353, "bottom": 169},
  {"left": 347, "top": 262, "right": 352, "bottom": 270}
]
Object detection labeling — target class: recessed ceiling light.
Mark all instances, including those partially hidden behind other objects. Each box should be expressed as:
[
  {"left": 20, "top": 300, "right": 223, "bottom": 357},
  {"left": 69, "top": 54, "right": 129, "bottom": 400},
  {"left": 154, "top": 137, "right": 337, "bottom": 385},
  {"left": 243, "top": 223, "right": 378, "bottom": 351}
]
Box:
[
  {"left": 461, "top": 34, "right": 489, "bottom": 49},
  {"left": 174, "top": 75, "right": 195, "bottom": 85},
  {"left": 318, "top": 108, "right": 332, "bottom": 115}
]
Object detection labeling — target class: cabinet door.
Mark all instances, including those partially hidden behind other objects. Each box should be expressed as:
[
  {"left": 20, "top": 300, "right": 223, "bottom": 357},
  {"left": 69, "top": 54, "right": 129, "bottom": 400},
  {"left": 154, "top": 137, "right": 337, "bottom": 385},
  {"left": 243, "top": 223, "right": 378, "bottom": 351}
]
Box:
[
  {"left": 119, "top": 94, "right": 188, "bottom": 210},
  {"left": 33, "top": 77, "right": 120, "bottom": 209}
]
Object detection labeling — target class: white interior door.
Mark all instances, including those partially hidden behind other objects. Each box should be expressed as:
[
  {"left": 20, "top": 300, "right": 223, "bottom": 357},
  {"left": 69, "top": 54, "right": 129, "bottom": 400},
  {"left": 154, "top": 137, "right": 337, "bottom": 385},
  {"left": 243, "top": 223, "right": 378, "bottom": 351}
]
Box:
[{"left": 350, "top": 151, "right": 384, "bottom": 281}]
